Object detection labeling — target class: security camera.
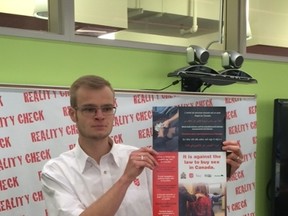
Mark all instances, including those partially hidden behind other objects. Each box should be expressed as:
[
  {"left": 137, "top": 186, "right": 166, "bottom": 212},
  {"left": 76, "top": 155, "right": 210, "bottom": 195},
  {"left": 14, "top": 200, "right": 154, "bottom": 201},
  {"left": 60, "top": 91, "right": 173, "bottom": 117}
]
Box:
[
  {"left": 222, "top": 51, "right": 244, "bottom": 69},
  {"left": 187, "top": 45, "right": 210, "bottom": 65}
]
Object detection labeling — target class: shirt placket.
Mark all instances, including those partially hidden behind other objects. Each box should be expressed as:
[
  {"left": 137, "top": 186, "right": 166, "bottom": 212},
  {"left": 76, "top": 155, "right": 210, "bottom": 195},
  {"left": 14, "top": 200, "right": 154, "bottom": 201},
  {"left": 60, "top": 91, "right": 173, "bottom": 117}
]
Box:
[{"left": 99, "top": 155, "right": 113, "bottom": 191}]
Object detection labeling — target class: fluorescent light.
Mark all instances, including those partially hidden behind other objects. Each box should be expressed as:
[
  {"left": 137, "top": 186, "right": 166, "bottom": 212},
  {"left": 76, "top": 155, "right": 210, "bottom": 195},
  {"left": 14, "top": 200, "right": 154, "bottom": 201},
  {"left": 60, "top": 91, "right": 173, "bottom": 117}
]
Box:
[{"left": 98, "top": 32, "right": 115, "bottom": 40}]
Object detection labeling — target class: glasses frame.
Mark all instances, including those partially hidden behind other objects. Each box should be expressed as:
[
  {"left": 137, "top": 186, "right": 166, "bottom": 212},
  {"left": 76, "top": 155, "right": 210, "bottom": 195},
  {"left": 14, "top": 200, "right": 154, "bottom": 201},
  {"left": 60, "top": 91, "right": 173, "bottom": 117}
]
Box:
[{"left": 74, "top": 105, "right": 116, "bottom": 117}]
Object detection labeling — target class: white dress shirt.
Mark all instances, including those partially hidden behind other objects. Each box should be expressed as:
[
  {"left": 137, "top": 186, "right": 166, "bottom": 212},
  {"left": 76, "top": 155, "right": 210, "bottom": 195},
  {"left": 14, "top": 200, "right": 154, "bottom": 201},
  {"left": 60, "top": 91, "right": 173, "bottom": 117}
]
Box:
[{"left": 41, "top": 141, "right": 153, "bottom": 216}]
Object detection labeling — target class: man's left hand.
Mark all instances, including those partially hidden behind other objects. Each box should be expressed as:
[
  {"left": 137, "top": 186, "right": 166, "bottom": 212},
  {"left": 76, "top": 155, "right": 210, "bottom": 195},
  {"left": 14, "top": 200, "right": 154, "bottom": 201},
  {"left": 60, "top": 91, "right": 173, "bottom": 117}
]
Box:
[{"left": 222, "top": 140, "right": 243, "bottom": 178}]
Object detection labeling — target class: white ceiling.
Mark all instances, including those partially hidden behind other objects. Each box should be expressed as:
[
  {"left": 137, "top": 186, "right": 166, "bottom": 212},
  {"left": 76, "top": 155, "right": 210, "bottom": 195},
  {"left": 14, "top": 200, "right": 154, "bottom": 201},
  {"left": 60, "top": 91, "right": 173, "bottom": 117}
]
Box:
[
  {"left": 0, "top": 0, "right": 36, "bottom": 16},
  {"left": 248, "top": 0, "right": 288, "bottom": 48}
]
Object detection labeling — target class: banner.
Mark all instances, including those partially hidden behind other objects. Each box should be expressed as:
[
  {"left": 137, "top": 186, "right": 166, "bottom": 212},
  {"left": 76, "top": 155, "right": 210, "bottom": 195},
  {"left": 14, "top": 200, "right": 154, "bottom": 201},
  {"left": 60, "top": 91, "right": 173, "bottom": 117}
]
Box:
[{"left": 0, "top": 87, "right": 256, "bottom": 216}]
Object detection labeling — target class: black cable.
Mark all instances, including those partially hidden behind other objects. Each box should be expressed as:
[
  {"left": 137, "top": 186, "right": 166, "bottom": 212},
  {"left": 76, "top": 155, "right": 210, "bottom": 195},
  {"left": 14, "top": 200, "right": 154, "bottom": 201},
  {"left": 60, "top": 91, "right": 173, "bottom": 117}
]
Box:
[
  {"left": 142, "top": 79, "right": 181, "bottom": 91},
  {"left": 201, "top": 83, "right": 212, "bottom": 92},
  {"left": 159, "top": 79, "right": 181, "bottom": 91}
]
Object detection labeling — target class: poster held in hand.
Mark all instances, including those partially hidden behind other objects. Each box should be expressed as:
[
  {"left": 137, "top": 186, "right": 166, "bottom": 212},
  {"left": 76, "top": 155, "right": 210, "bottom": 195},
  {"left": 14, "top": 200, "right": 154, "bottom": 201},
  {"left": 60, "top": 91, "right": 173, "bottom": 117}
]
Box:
[{"left": 153, "top": 106, "right": 227, "bottom": 216}]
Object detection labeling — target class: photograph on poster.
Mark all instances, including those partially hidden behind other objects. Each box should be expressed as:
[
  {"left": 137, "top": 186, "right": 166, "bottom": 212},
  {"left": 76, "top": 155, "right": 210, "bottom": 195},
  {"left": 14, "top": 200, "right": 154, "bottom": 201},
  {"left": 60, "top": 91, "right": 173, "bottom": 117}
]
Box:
[{"left": 179, "top": 182, "right": 226, "bottom": 216}]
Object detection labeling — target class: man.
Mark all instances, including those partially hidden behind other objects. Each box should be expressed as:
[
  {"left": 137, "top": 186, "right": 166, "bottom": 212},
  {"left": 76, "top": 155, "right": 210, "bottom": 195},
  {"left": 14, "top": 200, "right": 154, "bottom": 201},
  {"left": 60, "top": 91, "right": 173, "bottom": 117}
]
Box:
[{"left": 41, "top": 75, "right": 243, "bottom": 216}]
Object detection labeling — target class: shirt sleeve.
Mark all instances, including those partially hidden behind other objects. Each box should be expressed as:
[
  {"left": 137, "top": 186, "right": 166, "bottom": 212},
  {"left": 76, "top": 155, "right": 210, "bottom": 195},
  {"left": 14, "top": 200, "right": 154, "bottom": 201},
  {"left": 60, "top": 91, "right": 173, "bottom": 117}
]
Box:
[{"left": 41, "top": 164, "right": 85, "bottom": 216}]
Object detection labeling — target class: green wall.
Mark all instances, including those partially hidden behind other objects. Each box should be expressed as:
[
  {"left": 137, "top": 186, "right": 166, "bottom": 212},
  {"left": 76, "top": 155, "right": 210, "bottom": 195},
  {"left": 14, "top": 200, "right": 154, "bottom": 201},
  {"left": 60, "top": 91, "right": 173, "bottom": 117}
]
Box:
[{"left": 1, "top": 35, "right": 288, "bottom": 216}]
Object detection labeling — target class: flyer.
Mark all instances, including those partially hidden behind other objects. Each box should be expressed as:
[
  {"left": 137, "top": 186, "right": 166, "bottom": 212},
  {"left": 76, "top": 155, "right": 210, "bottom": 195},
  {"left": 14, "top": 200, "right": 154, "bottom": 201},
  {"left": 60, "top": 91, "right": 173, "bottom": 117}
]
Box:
[{"left": 152, "top": 106, "right": 227, "bottom": 216}]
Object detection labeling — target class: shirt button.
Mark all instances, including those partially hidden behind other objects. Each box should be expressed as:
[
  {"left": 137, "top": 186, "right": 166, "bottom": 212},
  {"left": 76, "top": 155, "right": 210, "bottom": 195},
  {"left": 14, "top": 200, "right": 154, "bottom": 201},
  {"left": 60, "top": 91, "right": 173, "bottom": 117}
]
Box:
[{"left": 103, "top": 171, "right": 107, "bottom": 174}]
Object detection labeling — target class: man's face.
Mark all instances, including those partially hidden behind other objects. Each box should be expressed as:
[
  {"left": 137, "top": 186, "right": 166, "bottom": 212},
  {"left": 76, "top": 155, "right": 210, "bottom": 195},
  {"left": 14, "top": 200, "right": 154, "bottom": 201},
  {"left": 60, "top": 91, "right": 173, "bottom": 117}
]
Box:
[{"left": 69, "top": 86, "right": 115, "bottom": 141}]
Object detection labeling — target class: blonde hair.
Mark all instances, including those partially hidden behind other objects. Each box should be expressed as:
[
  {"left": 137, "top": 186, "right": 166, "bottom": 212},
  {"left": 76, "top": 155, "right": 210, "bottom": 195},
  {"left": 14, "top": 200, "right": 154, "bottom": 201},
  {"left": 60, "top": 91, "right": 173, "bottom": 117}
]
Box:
[
  {"left": 69, "top": 75, "right": 114, "bottom": 108},
  {"left": 195, "top": 183, "right": 208, "bottom": 195}
]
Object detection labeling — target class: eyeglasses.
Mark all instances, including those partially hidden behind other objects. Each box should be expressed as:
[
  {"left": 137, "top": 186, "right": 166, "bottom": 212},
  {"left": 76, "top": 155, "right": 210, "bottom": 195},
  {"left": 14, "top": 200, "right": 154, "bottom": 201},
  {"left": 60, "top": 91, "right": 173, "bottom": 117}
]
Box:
[{"left": 75, "top": 105, "right": 116, "bottom": 117}]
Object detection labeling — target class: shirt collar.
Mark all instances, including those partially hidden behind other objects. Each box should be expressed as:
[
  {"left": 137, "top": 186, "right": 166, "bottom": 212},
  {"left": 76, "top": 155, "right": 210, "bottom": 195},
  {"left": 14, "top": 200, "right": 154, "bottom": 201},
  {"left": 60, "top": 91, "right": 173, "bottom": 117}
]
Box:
[
  {"left": 74, "top": 137, "right": 120, "bottom": 173},
  {"left": 109, "top": 139, "right": 121, "bottom": 167}
]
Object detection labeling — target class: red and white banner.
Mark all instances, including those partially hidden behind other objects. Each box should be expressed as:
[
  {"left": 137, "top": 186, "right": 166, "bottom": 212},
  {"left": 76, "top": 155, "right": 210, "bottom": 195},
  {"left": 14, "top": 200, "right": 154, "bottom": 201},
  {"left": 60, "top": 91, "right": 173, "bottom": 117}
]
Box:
[{"left": 0, "top": 87, "right": 256, "bottom": 216}]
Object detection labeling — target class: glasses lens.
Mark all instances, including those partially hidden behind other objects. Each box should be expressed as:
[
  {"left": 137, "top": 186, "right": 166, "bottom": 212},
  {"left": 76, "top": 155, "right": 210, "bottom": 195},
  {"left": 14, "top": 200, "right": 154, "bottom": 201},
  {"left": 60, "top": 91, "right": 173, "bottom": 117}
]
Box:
[
  {"left": 101, "top": 106, "right": 115, "bottom": 115},
  {"left": 77, "top": 106, "right": 116, "bottom": 117}
]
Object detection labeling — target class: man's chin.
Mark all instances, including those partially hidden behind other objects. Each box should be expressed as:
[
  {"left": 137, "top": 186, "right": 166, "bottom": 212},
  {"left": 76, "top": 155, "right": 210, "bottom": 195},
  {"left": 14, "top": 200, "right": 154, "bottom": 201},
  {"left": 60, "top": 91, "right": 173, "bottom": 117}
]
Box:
[{"left": 89, "top": 132, "right": 109, "bottom": 140}]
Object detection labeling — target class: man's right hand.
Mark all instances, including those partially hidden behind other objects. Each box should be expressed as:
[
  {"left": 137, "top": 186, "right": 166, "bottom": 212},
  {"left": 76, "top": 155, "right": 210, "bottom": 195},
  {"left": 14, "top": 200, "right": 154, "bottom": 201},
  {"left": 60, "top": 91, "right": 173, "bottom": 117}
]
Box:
[{"left": 123, "top": 147, "right": 159, "bottom": 182}]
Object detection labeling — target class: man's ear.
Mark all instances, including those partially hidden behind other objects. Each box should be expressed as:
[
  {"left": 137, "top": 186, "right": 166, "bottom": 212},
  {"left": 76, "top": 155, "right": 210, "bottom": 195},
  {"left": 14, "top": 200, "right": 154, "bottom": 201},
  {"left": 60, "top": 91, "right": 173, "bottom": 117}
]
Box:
[
  {"left": 113, "top": 98, "right": 117, "bottom": 107},
  {"left": 69, "top": 107, "right": 77, "bottom": 122}
]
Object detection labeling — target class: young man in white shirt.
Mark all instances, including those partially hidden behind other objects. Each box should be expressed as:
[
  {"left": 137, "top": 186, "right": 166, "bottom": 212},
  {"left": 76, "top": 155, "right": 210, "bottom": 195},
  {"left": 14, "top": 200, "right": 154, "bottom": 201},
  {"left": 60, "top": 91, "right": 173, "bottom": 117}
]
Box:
[{"left": 41, "top": 75, "right": 243, "bottom": 216}]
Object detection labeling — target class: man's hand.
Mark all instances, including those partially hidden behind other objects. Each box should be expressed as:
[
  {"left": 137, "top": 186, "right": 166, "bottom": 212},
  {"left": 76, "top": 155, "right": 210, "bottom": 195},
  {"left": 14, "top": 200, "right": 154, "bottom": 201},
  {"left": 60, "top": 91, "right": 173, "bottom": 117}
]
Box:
[
  {"left": 222, "top": 140, "right": 243, "bottom": 177},
  {"left": 123, "top": 147, "right": 159, "bottom": 182}
]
